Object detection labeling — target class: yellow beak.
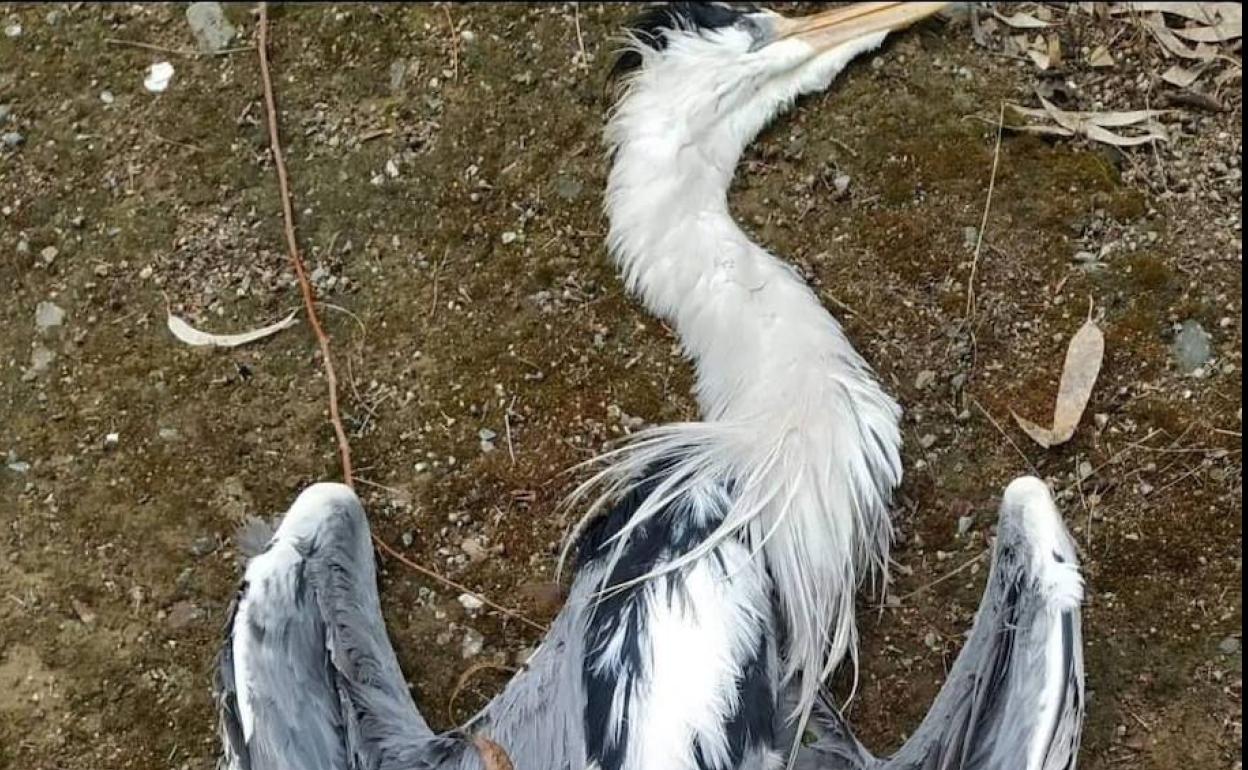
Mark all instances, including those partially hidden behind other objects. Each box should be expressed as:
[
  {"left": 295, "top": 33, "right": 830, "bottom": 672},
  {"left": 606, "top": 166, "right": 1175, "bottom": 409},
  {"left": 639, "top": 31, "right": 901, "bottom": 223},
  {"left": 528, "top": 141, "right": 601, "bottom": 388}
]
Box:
[{"left": 772, "top": 2, "right": 949, "bottom": 51}]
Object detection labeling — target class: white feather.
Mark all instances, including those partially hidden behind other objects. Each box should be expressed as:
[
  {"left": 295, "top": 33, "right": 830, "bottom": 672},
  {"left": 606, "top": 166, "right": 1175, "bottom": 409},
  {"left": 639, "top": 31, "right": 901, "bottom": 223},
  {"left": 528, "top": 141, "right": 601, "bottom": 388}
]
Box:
[{"left": 585, "top": 22, "right": 909, "bottom": 742}]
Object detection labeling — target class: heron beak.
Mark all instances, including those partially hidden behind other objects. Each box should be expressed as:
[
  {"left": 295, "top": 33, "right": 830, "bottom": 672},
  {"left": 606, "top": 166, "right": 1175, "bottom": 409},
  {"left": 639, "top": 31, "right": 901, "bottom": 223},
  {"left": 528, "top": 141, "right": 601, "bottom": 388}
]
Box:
[{"left": 772, "top": 2, "right": 949, "bottom": 52}]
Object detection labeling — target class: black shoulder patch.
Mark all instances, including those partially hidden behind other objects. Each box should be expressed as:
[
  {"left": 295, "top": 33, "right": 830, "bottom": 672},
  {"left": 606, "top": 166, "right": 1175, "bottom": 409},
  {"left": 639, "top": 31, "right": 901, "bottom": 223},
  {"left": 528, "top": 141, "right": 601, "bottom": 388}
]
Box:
[{"left": 610, "top": 2, "right": 757, "bottom": 80}]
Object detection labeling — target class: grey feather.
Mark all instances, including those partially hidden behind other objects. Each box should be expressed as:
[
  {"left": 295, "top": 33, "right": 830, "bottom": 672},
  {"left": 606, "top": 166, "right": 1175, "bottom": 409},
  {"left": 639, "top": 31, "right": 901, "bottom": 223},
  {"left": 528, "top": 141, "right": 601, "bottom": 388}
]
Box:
[{"left": 795, "top": 477, "right": 1086, "bottom": 770}]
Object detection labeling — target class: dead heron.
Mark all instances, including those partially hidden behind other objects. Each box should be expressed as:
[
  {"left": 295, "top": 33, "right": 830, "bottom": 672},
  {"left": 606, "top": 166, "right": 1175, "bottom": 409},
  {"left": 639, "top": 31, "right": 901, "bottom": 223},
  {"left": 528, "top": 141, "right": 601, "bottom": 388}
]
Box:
[{"left": 215, "top": 4, "right": 1085, "bottom": 769}]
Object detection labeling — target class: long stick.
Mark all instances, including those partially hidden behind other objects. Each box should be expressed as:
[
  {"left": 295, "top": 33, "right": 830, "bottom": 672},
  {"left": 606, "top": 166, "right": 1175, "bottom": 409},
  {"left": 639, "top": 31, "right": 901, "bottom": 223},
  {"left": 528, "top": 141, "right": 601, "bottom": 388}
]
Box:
[
  {"left": 257, "top": 3, "right": 354, "bottom": 486},
  {"left": 254, "top": 4, "right": 545, "bottom": 636}
]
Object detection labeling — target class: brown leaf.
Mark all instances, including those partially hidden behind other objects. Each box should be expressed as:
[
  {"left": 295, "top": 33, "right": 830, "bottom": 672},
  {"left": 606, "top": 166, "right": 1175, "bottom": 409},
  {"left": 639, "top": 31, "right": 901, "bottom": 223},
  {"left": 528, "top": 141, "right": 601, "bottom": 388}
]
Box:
[
  {"left": 1012, "top": 318, "right": 1105, "bottom": 448},
  {"left": 1088, "top": 44, "right": 1116, "bottom": 67},
  {"left": 993, "top": 9, "right": 1051, "bottom": 28},
  {"left": 1161, "top": 63, "right": 1204, "bottom": 87},
  {"left": 473, "top": 734, "right": 515, "bottom": 770}
]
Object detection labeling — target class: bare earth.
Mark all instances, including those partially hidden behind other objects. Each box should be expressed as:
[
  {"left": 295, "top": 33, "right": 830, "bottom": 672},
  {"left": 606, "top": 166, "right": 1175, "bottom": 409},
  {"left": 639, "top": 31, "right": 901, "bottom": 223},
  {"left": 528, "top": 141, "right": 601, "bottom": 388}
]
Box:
[{"left": 0, "top": 4, "right": 1241, "bottom": 769}]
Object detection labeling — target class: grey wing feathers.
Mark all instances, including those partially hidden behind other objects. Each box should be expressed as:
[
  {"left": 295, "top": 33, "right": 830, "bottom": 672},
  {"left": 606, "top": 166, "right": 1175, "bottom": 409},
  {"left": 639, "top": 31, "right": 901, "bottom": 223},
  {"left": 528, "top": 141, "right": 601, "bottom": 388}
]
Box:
[
  {"left": 803, "top": 476, "right": 1085, "bottom": 770},
  {"left": 214, "top": 483, "right": 450, "bottom": 770}
]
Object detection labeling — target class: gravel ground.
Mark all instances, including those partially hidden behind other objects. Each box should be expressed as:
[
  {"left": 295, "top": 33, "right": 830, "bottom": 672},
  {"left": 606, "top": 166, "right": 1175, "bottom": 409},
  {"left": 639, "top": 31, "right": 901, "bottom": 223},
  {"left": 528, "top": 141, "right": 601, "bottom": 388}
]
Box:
[{"left": 0, "top": 4, "right": 1241, "bottom": 769}]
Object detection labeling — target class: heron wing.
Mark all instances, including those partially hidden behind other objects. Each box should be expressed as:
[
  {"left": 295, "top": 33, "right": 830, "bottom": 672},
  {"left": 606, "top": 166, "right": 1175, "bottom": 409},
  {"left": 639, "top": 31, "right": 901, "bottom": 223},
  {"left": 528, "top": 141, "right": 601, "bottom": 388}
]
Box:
[
  {"left": 215, "top": 483, "right": 446, "bottom": 770},
  {"left": 801, "top": 478, "right": 1085, "bottom": 770}
]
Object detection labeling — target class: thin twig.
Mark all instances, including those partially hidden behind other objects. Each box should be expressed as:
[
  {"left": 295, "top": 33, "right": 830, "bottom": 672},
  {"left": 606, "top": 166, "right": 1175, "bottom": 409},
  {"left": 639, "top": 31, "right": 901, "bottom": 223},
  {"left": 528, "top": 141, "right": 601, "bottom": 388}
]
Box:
[
  {"left": 897, "top": 550, "right": 989, "bottom": 602},
  {"left": 448, "top": 662, "right": 518, "bottom": 723},
  {"left": 372, "top": 537, "right": 546, "bottom": 632},
  {"left": 443, "top": 4, "right": 459, "bottom": 82},
  {"left": 257, "top": 4, "right": 543, "bottom": 634},
  {"left": 258, "top": 2, "right": 354, "bottom": 486},
  {"left": 504, "top": 395, "right": 518, "bottom": 466},
  {"left": 966, "top": 102, "right": 1006, "bottom": 321},
  {"left": 572, "top": 3, "right": 589, "bottom": 70},
  {"left": 828, "top": 135, "right": 859, "bottom": 158},
  {"left": 105, "top": 37, "right": 253, "bottom": 58},
  {"left": 151, "top": 133, "right": 205, "bottom": 153},
  {"left": 428, "top": 247, "right": 448, "bottom": 318},
  {"left": 969, "top": 395, "right": 1039, "bottom": 475}
]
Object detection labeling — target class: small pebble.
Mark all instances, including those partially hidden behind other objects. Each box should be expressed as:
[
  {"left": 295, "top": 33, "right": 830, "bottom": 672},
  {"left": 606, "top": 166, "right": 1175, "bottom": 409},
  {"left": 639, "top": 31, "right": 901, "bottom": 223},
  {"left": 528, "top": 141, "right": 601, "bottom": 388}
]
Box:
[
  {"left": 2, "top": 131, "right": 25, "bottom": 148},
  {"left": 103, "top": 432, "right": 120, "bottom": 450},
  {"left": 461, "top": 628, "right": 485, "bottom": 659},
  {"left": 458, "top": 593, "right": 484, "bottom": 612},
  {"left": 1217, "top": 636, "right": 1240, "bottom": 655},
  {"left": 914, "top": 370, "right": 936, "bottom": 390},
  {"left": 1172, "top": 320, "right": 1213, "bottom": 373},
  {"left": 35, "top": 301, "right": 65, "bottom": 331}
]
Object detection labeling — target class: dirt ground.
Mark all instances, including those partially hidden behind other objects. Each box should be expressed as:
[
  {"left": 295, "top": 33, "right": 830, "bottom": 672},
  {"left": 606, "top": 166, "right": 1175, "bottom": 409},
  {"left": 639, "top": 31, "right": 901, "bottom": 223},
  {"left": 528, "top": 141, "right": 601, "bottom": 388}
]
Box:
[{"left": 0, "top": 3, "right": 1241, "bottom": 769}]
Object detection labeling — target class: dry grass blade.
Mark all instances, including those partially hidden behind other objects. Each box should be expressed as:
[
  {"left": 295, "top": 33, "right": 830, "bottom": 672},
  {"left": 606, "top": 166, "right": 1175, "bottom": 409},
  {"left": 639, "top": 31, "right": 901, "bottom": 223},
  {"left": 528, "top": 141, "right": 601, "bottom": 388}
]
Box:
[
  {"left": 1012, "top": 316, "right": 1105, "bottom": 448},
  {"left": 167, "top": 310, "right": 297, "bottom": 347}
]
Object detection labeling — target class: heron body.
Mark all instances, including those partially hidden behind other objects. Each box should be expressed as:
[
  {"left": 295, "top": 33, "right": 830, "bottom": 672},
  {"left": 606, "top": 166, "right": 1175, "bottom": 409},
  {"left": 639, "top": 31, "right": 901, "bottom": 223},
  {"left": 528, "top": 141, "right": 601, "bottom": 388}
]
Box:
[{"left": 215, "top": 4, "right": 1087, "bottom": 770}]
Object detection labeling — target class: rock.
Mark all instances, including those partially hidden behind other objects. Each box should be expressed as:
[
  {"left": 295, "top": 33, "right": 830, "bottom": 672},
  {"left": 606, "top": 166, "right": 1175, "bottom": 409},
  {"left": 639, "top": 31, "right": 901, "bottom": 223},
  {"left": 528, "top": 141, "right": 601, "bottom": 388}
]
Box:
[
  {"left": 166, "top": 600, "right": 204, "bottom": 629},
  {"left": 1172, "top": 320, "right": 1212, "bottom": 373},
  {"left": 919, "top": 433, "right": 938, "bottom": 450},
  {"left": 4, "top": 22, "right": 21, "bottom": 38},
  {"left": 1217, "top": 636, "right": 1240, "bottom": 655},
  {"left": 71, "top": 598, "right": 96, "bottom": 626},
  {"left": 39, "top": 245, "right": 57, "bottom": 264},
  {"left": 832, "top": 173, "right": 851, "bottom": 197},
  {"left": 29, "top": 344, "right": 55, "bottom": 375},
  {"left": 914, "top": 369, "right": 936, "bottom": 390},
  {"left": 185, "top": 2, "right": 236, "bottom": 53},
  {"left": 554, "top": 175, "right": 583, "bottom": 202},
  {"left": 500, "top": 231, "right": 518, "bottom": 245},
  {"left": 956, "top": 515, "right": 973, "bottom": 537},
  {"left": 5, "top": 450, "right": 30, "bottom": 474},
  {"left": 461, "top": 627, "right": 485, "bottom": 659},
  {"left": 103, "top": 432, "right": 120, "bottom": 451},
  {"left": 461, "top": 538, "right": 488, "bottom": 563},
  {"left": 143, "top": 61, "right": 175, "bottom": 93},
  {"left": 2, "top": 131, "right": 24, "bottom": 148},
  {"left": 388, "top": 59, "right": 408, "bottom": 91},
  {"left": 188, "top": 536, "right": 217, "bottom": 558},
  {"left": 35, "top": 301, "right": 65, "bottom": 332},
  {"left": 458, "top": 593, "right": 484, "bottom": 612}
]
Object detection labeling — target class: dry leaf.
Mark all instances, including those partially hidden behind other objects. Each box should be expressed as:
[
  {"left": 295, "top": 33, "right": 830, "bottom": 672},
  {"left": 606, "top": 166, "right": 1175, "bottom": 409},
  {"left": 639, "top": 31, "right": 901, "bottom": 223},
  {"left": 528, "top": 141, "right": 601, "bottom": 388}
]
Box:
[
  {"left": 1171, "top": 19, "right": 1242, "bottom": 42},
  {"left": 472, "top": 735, "right": 515, "bottom": 770},
  {"left": 1046, "top": 34, "right": 1063, "bottom": 68},
  {"left": 1124, "top": 2, "right": 1241, "bottom": 24},
  {"left": 1012, "top": 318, "right": 1105, "bottom": 448},
  {"left": 167, "top": 310, "right": 298, "bottom": 347},
  {"left": 1007, "top": 98, "right": 1170, "bottom": 147},
  {"left": 1145, "top": 14, "right": 1219, "bottom": 59},
  {"left": 993, "top": 9, "right": 1051, "bottom": 29},
  {"left": 1161, "top": 63, "right": 1204, "bottom": 86},
  {"left": 1088, "top": 44, "right": 1116, "bottom": 67},
  {"left": 1027, "top": 48, "right": 1051, "bottom": 70}
]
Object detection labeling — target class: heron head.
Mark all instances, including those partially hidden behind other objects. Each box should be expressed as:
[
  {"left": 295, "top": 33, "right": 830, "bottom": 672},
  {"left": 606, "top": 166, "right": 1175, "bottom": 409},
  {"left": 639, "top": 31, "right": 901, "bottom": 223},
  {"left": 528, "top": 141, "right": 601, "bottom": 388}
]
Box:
[{"left": 607, "top": 2, "right": 947, "bottom": 158}]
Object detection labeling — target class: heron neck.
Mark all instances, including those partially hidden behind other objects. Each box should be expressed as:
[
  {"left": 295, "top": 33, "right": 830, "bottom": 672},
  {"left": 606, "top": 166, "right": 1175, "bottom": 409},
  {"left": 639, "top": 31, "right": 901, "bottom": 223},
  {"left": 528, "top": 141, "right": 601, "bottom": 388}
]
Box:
[{"left": 605, "top": 136, "right": 850, "bottom": 421}]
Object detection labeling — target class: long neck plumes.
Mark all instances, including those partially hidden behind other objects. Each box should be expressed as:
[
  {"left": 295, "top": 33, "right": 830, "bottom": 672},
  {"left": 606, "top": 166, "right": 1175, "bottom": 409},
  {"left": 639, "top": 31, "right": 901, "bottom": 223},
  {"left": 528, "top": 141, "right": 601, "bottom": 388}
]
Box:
[{"left": 597, "top": 65, "right": 904, "bottom": 722}]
